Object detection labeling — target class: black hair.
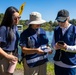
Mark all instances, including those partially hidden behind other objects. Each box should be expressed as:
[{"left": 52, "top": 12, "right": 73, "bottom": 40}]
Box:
[{"left": 1, "top": 6, "right": 19, "bottom": 27}]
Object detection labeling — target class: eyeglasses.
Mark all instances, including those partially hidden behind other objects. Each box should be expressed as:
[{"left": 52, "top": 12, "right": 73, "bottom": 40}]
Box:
[{"left": 13, "top": 16, "right": 21, "bottom": 20}]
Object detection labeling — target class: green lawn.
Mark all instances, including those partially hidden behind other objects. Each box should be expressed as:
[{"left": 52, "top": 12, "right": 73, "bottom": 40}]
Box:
[
  {"left": 16, "top": 63, "right": 23, "bottom": 70},
  {"left": 16, "top": 62, "right": 55, "bottom": 75},
  {"left": 47, "top": 62, "right": 55, "bottom": 75}
]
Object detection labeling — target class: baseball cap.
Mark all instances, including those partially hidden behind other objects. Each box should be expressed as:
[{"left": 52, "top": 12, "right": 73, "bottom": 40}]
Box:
[{"left": 56, "top": 9, "right": 69, "bottom": 22}]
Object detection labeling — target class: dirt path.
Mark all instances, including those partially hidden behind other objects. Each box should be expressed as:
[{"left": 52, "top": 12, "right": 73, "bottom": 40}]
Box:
[
  {"left": 14, "top": 69, "right": 52, "bottom": 75},
  {"left": 14, "top": 69, "right": 24, "bottom": 75}
]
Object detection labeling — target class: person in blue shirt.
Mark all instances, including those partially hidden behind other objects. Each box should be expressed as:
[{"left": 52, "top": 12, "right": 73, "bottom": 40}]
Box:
[
  {"left": 51, "top": 9, "right": 76, "bottom": 75},
  {"left": 19, "top": 12, "right": 52, "bottom": 75},
  {"left": 0, "top": 6, "right": 20, "bottom": 75}
]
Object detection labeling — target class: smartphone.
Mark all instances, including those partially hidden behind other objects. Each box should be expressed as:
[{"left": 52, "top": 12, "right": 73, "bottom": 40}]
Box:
[{"left": 57, "top": 41, "right": 64, "bottom": 45}]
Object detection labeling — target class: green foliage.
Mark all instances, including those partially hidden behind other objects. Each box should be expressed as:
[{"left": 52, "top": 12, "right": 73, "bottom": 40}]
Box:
[
  {"left": 41, "top": 22, "right": 52, "bottom": 31},
  {"left": 69, "top": 19, "right": 76, "bottom": 25},
  {"left": 47, "top": 62, "right": 55, "bottom": 75},
  {"left": 0, "top": 13, "right": 4, "bottom": 24},
  {"left": 0, "top": 13, "right": 76, "bottom": 30},
  {"left": 19, "top": 20, "right": 25, "bottom": 26},
  {"left": 16, "top": 63, "right": 23, "bottom": 70}
]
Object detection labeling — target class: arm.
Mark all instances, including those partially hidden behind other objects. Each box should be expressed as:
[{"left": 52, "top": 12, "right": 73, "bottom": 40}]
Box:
[
  {"left": 21, "top": 46, "right": 45, "bottom": 55},
  {"left": 65, "top": 38, "right": 76, "bottom": 52},
  {"left": 0, "top": 47, "right": 18, "bottom": 60},
  {"left": 0, "top": 27, "right": 18, "bottom": 60},
  {"left": 65, "top": 45, "right": 76, "bottom": 52},
  {"left": 52, "top": 39, "right": 76, "bottom": 52},
  {"left": 51, "top": 34, "right": 75, "bottom": 52}
]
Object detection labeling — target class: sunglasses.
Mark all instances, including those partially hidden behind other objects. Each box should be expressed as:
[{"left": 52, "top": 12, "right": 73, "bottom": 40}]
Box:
[
  {"left": 57, "top": 19, "right": 67, "bottom": 23},
  {"left": 13, "top": 16, "right": 21, "bottom": 20}
]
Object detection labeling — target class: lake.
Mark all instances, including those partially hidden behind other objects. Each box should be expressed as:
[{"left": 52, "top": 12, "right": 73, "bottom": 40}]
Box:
[
  {"left": 18, "top": 31, "right": 55, "bottom": 62},
  {"left": 46, "top": 31, "right": 55, "bottom": 62}
]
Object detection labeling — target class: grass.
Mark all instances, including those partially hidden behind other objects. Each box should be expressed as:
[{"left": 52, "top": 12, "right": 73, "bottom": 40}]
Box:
[
  {"left": 16, "top": 62, "right": 23, "bottom": 70},
  {"left": 47, "top": 62, "right": 55, "bottom": 75},
  {"left": 16, "top": 62, "right": 55, "bottom": 75}
]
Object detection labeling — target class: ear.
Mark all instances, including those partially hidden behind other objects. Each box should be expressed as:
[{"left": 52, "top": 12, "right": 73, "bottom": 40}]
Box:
[{"left": 67, "top": 17, "right": 70, "bottom": 21}]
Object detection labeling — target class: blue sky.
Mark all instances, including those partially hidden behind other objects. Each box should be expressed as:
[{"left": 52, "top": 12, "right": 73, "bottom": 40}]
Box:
[{"left": 0, "top": 0, "right": 76, "bottom": 22}]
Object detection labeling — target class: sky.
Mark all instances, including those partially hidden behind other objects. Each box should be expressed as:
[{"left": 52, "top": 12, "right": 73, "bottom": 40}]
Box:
[{"left": 0, "top": 0, "right": 76, "bottom": 22}]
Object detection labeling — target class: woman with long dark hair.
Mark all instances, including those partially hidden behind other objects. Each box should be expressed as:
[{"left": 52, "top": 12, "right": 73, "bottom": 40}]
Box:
[{"left": 0, "top": 6, "right": 20, "bottom": 75}]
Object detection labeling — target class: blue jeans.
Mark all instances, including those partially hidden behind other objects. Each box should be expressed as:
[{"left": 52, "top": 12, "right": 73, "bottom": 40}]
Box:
[{"left": 54, "top": 64, "right": 76, "bottom": 75}]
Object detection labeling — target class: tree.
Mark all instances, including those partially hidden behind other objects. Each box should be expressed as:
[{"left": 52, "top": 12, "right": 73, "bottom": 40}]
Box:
[
  {"left": 69, "top": 19, "right": 76, "bottom": 25},
  {"left": 0, "top": 13, "right": 4, "bottom": 24}
]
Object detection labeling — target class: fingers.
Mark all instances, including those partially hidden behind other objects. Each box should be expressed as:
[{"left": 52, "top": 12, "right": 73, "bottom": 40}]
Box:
[
  {"left": 54, "top": 43, "right": 60, "bottom": 50},
  {"left": 7, "top": 54, "right": 18, "bottom": 61},
  {"left": 54, "top": 42, "right": 67, "bottom": 50},
  {"left": 37, "top": 47, "right": 53, "bottom": 54},
  {"left": 48, "top": 50, "right": 53, "bottom": 54}
]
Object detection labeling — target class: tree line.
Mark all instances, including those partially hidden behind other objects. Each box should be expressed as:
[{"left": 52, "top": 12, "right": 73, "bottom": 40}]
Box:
[{"left": 0, "top": 13, "right": 76, "bottom": 31}]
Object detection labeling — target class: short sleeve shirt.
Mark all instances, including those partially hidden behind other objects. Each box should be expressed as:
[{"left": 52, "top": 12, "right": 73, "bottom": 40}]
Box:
[{"left": 0, "top": 26, "right": 18, "bottom": 51}]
